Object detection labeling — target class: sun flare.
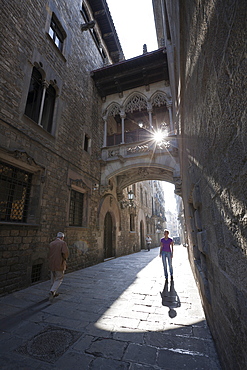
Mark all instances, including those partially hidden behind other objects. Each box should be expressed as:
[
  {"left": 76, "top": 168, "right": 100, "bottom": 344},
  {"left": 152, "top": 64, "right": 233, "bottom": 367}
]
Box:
[{"left": 153, "top": 129, "right": 167, "bottom": 143}]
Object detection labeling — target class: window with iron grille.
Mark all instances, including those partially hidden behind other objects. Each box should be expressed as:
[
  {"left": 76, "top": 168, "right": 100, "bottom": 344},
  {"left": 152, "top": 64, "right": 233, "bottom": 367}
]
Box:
[
  {"left": 31, "top": 264, "right": 42, "bottom": 283},
  {"left": 69, "top": 190, "right": 84, "bottom": 226},
  {"left": 49, "top": 13, "right": 65, "bottom": 52},
  {"left": 0, "top": 162, "right": 32, "bottom": 223}
]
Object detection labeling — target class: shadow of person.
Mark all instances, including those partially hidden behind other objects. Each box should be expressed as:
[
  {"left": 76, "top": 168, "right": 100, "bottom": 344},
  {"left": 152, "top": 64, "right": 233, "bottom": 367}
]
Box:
[{"left": 160, "top": 280, "right": 181, "bottom": 317}]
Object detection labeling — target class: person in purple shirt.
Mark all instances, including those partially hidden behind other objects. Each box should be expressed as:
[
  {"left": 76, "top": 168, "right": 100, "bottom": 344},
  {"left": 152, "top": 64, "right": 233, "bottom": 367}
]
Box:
[{"left": 159, "top": 229, "right": 174, "bottom": 281}]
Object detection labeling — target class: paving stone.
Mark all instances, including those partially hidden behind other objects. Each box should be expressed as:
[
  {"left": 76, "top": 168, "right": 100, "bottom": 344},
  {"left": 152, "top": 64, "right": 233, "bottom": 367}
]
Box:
[
  {"left": 157, "top": 347, "right": 221, "bottom": 369},
  {"left": 86, "top": 337, "right": 127, "bottom": 360},
  {"left": 90, "top": 356, "right": 130, "bottom": 370},
  {"left": 55, "top": 350, "right": 93, "bottom": 369},
  {"left": 0, "top": 247, "right": 221, "bottom": 369},
  {"left": 123, "top": 343, "right": 157, "bottom": 366},
  {"left": 112, "top": 331, "right": 145, "bottom": 344}
]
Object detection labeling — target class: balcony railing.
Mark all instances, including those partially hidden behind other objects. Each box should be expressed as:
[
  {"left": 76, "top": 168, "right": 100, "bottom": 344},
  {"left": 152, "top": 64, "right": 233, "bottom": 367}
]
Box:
[
  {"left": 107, "top": 128, "right": 154, "bottom": 146},
  {"left": 101, "top": 135, "right": 178, "bottom": 161}
]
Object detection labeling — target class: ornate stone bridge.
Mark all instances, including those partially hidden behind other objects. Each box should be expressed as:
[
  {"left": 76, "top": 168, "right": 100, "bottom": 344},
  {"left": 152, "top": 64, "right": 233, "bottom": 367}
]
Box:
[
  {"left": 91, "top": 48, "right": 182, "bottom": 199},
  {"left": 100, "top": 135, "right": 181, "bottom": 199}
]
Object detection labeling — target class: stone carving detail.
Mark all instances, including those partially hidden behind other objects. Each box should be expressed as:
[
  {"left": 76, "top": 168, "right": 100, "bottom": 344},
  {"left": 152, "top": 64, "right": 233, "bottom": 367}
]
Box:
[
  {"left": 107, "top": 103, "right": 121, "bottom": 117},
  {"left": 127, "top": 144, "right": 149, "bottom": 154},
  {"left": 125, "top": 94, "right": 147, "bottom": 113},
  {"left": 138, "top": 168, "right": 149, "bottom": 177},
  {"left": 156, "top": 140, "right": 170, "bottom": 149},
  {"left": 151, "top": 92, "right": 167, "bottom": 107},
  {"left": 14, "top": 150, "right": 37, "bottom": 166},
  {"left": 116, "top": 188, "right": 124, "bottom": 201},
  {"left": 174, "top": 177, "right": 182, "bottom": 196},
  {"left": 159, "top": 169, "right": 169, "bottom": 175},
  {"left": 69, "top": 178, "right": 90, "bottom": 191},
  {"left": 100, "top": 184, "right": 112, "bottom": 195},
  {"left": 108, "top": 149, "right": 120, "bottom": 157}
]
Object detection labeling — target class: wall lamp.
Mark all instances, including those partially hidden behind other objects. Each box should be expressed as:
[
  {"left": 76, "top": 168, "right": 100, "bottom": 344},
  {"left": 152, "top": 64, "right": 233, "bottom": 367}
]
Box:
[{"left": 120, "top": 190, "right": 136, "bottom": 208}]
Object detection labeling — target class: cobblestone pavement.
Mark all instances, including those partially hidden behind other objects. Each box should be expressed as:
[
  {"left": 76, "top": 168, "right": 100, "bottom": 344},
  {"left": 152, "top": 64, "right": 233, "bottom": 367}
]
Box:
[{"left": 0, "top": 246, "right": 221, "bottom": 369}]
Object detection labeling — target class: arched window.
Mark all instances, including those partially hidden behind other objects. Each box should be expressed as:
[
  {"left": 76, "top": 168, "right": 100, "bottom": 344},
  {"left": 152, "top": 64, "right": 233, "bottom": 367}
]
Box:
[
  {"left": 25, "top": 67, "right": 43, "bottom": 123},
  {"left": 25, "top": 67, "right": 56, "bottom": 134},
  {"left": 130, "top": 214, "right": 135, "bottom": 231},
  {"left": 42, "top": 84, "right": 56, "bottom": 132}
]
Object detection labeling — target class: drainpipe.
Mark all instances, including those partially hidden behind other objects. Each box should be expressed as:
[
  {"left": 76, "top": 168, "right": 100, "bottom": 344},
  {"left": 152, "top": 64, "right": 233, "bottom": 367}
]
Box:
[{"left": 103, "top": 116, "right": 107, "bottom": 147}]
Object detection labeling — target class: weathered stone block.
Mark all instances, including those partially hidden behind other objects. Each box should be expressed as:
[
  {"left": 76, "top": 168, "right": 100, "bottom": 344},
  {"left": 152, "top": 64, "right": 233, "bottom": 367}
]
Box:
[
  {"left": 194, "top": 210, "right": 202, "bottom": 231},
  {"left": 197, "top": 230, "right": 207, "bottom": 255},
  {"left": 192, "top": 184, "right": 202, "bottom": 209}
]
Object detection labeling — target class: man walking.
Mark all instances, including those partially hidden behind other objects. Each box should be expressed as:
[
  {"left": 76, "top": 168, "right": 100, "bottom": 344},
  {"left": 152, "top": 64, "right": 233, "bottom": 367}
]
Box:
[
  {"left": 159, "top": 229, "right": 174, "bottom": 282},
  {"left": 48, "top": 232, "right": 69, "bottom": 302}
]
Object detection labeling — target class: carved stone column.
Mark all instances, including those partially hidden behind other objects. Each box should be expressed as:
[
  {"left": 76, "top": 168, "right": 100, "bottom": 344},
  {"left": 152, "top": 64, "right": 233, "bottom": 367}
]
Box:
[
  {"left": 38, "top": 80, "right": 49, "bottom": 127},
  {"left": 120, "top": 112, "right": 126, "bottom": 144},
  {"left": 166, "top": 100, "right": 174, "bottom": 134},
  {"left": 147, "top": 101, "right": 153, "bottom": 129}
]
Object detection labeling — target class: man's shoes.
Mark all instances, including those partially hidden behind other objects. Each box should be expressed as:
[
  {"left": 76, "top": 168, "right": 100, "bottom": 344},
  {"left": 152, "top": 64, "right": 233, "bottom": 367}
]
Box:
[{"left": 54, "top": 293, "right": 59, "bottom": 297}]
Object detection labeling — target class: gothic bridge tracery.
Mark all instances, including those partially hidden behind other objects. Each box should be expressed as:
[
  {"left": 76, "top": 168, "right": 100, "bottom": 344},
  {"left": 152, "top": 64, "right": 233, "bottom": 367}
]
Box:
[
  {"left": 91, "top": 48, "right": 181, "bottom": 198},
  {"left": 100, "top": 136, "right": 181, "bottom": 199}
]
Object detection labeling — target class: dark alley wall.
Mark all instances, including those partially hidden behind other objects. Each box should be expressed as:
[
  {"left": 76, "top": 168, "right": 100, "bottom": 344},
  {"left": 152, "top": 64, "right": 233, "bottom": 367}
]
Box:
[{"left": 178, "top": 1, "right": 247, "bottom": 369}]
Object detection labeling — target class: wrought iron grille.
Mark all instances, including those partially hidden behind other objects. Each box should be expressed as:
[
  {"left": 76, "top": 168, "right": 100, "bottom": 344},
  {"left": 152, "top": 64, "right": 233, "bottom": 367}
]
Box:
[
  {"left": 0, "top": 162, "right": 32, "bottom": 223},
  {"left": 69, "top": 190, "right": 84, "bottom": 226},
  {"left": 31, "top": 264, "right": 42, "bottom": 283}
]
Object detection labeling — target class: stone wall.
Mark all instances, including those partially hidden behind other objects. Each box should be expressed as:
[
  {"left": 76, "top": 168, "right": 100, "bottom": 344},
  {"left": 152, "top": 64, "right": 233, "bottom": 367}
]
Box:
[
  {"left": 178, "top": 1, "right": 247, "bottom": 368},
  {"left": 0, "top": 0, "right": 164, "bottom": 295},
  {"left": 0, "top": 0, "right": 105, "bottom": 294}
]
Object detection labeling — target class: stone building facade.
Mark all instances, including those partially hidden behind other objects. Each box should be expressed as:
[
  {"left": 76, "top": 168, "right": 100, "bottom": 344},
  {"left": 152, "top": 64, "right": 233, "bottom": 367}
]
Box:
[
  {"left": 0, "top": 0, "right": 166, "bottom": 294},
  {"left": 0, "top": 0, "right": 108, "bottom": 293},
  {"left": 153, "top": 1, "right": 247, "bottom": 369}
]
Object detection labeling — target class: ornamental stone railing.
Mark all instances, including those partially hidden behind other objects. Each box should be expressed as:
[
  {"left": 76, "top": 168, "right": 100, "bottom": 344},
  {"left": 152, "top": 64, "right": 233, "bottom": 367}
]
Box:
[{"left": 101, "top": 136, "right": 178, "bottom": 162}]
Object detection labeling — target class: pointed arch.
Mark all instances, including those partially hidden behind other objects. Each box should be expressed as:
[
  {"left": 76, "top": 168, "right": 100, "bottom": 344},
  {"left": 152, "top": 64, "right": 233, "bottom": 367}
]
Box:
[
  {"left": 124, "top": 92, "right": 148, "bottom": 113},
  {"left": 105, "top": 102, "right": 121, "bottom": 118},
  {"left": 151, "top": 91, "right": 168, "bottom": 107}
]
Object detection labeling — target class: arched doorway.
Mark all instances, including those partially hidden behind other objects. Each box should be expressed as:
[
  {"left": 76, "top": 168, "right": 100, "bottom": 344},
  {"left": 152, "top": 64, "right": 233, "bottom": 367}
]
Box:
[
  {"left": 140, "top": 220, "right": 145, "bottom": 249},
  {"left": 104, "top": 212, "right": 114, "bottom": 259}
]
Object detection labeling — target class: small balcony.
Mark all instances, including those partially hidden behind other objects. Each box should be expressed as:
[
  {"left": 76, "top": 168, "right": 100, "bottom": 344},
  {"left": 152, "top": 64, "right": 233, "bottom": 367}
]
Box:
[
  {"left": 101, "top": 134, "right": 178, "bottom": 162},
  {"left": 106, "top": 128, "right": 151, "bottom": 146}
]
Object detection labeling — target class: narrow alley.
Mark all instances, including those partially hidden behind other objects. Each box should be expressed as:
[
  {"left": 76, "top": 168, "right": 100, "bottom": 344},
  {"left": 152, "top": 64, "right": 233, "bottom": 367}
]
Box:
[{"left": 0, "top": 246, "right": 221, "bottom": 369}]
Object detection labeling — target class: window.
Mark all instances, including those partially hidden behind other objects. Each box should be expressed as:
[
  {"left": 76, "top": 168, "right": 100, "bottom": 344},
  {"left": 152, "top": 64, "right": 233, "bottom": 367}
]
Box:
[
  {"left": 130, "top": 214, "right": 135, "bottom": 231},
  {"left": 84, "top": 135, "right": 89, "bottom": 152},
  {"left": 24, "top": 67, "right": 43, "bottom": 123},
  {"left": 49, "top": 13, "right": 65, "bottom": 52},
  {"left": 0, "top": 162, "right": 32, "bottom": 223},
  {"left": 140, "top": 187, "right": 143, "bottom": 204},
  {"left": 69, "top": 190, "right": 84, "bottom": 226},
  {"left": 145, "top": 191, "right": 148, "bottom": 206},
  {"left": 84, "top": 134, "right": 91, "bottom": 153},
  {"left": 81, "top": 2, "right": 107, "bottom": 62},
  {"left": 81, "top": 2, "right": 90, "bottom": 23},
  {"left": 25, "top": 67, "right": 56, "bottom": 133},
  {"left": 31, "top": 264, "right": 42, "bottom": 283},
  {"left": 42, "top": 84, "right": 56, "bottom": 132}
]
